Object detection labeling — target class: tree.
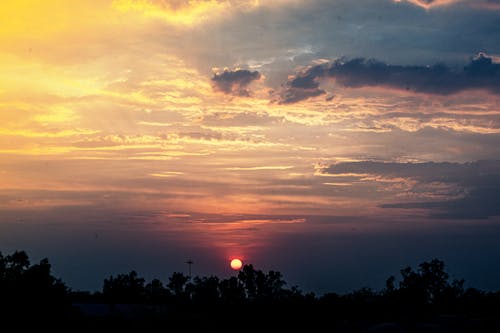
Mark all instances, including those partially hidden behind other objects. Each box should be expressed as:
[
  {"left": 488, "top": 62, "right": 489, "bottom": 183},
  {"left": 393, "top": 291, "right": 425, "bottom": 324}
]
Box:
[
  {"left": 24, "top": 258, "right": 67, "bottom": 300},
  {"left": 167, "top": 272, "right": 190, "bottom": 298},
  {"left": 238, "top": 264, "right": 287, "bottom": 300},
  {"left": 264, "top": 270, "right": 286, "bottom": 298},
  {"left": 191, "top": 276, "right": 220, "bottom": 304},
  {"left": 4, "top": 250, "right": 30, "bottom": 282},
  {"left": 418, "top": 259, "right": 449, "bottom": 302},
  {"left": 238, "top": 264, "right": 258, "bottom": 299},
  {"left": 398, "top": 258, "right": 463, "bottom": 306},
  {"left": 103, "top": 270, "right": 146, "bottom": 303},
  {"left": 219, "top": 276, "right": 245, "bottom": 303},
  {"left": 145, "top": 278, "right": 170, "bottom": 302},
  {"left": 384, "top": 275, "right": 396, "bottom": 294},
  {"left": 0, "top": 250, "right": 69, "bottom": 320}
]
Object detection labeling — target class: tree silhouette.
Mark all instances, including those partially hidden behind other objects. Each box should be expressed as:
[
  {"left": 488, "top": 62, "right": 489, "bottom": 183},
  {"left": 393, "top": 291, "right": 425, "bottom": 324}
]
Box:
[
  {"left": 191, "top": 276, "right": 220, "bottom": 304},
  {"left": 397, "top": 258, "right": 464, "bottom": 306},
  {"left": 219, "top": 276, "right": 245, "bottom": 304},
  {"left": 167, "top": 272, "right": 190, "bottom": 299},
  {"left": 145, "top": 278, "right": 170, "bottom": 303},
  {"left": 384, "top": 275, "right": 396, "bottom": 294},
  {"left": 0, "top": 250, "right": 68, "bottom": 321},
  {"left": 238, "top": 264, "right": 259, "bottom": 299},
  {"left": 6, "top": 250, "right": 30, "bottom": 271},
  {"left": 237, "top": 264, "right": 287, "bottom": 300},
  {"left": 3, "top": 249, "right": 500, "bottom": 332},
  {"left": 264, "top": 270, "right": 286, "bottom": 298},
  {"left": 103, "top": 270, "right": 146, "bottom": 303},
  {"left": 24, "top": 258, "right": 67, "bottom": 301}
]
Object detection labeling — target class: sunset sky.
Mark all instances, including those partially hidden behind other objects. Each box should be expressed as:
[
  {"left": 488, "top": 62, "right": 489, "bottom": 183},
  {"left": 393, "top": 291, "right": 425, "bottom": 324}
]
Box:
[{"left": 1, "top": 0, "right": 500, "bottom": 293}]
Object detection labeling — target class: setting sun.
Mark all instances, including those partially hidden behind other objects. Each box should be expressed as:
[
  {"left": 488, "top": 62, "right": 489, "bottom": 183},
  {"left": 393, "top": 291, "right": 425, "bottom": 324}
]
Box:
[{"left": 230, "top": 258, "right": 243, "bottom": 270}]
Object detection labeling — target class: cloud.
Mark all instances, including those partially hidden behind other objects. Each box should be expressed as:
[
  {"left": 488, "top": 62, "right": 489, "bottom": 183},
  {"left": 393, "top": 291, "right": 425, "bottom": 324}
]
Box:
[
  {"left": 381, "top": 187, "right": 500, "bottom": 219},
  {"left": 112, "top": 0, "right": 234, "bottom": 26},
  {"left": 201, "top": 111, "right": 282, "bottom": 127},
  {"left": 393, "top": 0, "right": 464, "bottom": 9},
  {"left": 322, "top": 160, "right": 500, "bottom": 219},
  {"left": 394, "top": 0, "right": 500, "bottom": 10},
  {"left": 278, "top": 53, "right": 500, "bottom": 103},
  {"left": 324, "top": 160, "right": 498, "bottom": 184},
  {"left": 473, "top": 0, "right": 500, "bottom": 10},
  {"left": 212, "top": 69, "right": 261, "bottom": 96},
  {"left": 112, "top": 0, "right": 301, "bottom": 26},
  {"left": 277, "top": 62, "right": 328, "bottom": 104}
]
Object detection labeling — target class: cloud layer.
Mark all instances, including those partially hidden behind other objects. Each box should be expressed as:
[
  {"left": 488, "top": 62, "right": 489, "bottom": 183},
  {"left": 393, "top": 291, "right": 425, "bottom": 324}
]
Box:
[
  {"left": 324, "top": 160, "right": 500, "bottom": 219},
  {"left": 279, "top": 54, "right": 500, "bottom": 103}
]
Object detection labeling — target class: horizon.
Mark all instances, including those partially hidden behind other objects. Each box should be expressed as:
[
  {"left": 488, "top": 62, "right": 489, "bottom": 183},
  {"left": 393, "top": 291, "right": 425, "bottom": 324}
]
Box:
[
  {"left": 1, "top": 0, "right": 500, "bottom": 296},
  {"left": 0, "top": 248, "right": 485, "bottom": 297}
]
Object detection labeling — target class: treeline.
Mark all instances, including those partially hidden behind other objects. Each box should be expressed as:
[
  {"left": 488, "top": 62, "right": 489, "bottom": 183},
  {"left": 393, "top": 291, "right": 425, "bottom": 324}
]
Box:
[{"left": 1, "top": 250, "right": 500, "bottom": 331}]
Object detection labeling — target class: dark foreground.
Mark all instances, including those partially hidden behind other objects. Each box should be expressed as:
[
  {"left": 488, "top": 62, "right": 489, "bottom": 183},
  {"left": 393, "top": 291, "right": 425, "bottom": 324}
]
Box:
[{"left": 1, "top": 250, "right": 499, "bottom": 332}]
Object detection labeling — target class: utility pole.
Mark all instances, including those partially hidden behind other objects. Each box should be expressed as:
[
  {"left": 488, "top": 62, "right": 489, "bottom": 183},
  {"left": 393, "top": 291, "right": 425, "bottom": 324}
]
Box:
[{"left": 185, "top": 259, "right": 194, "bottom": 279}]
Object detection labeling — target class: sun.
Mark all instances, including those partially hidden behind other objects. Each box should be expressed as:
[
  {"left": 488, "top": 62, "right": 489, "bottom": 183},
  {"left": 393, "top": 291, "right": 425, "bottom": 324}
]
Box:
[{"left": 230, "top": 258, "right": 243, "bottom": 270}]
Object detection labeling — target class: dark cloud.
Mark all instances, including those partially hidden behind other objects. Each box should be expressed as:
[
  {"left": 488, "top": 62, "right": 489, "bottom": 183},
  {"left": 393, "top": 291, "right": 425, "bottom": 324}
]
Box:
[
  {"left": 324, "top": 160, "right": 500, "bottom": 219},
  {"left": 277, "top": 63, "right": 328, "bottom": 104},
  {"left": 324, "top": 160, "right": 499, "bottom": 183},
  {"left": 212, "top": 69, "right": 261, "bottom": 96},
  {"left": 278, "top": 85, "right": 326, "bottom": 104},
  {"left": 279, "top": 53, "right": 500, "bottom": 103},
  {"left": 381, "top": 187, "right": 500, "bottom": 219}
]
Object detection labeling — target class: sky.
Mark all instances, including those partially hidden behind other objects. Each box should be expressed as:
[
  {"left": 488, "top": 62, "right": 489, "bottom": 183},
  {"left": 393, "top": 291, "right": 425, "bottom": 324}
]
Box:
[{"left": 1, "top": 0, "right": 500, "bottom": 294}]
